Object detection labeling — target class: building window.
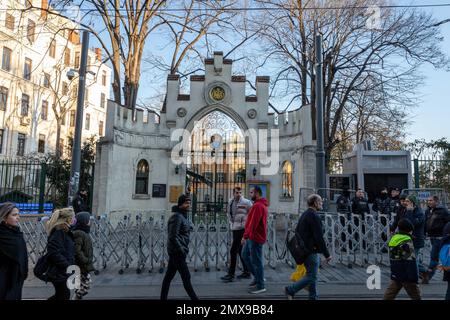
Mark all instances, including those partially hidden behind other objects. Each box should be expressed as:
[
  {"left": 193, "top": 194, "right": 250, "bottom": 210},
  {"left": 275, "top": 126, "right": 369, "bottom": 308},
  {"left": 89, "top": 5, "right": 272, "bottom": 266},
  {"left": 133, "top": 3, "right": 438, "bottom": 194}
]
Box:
[
  {"left": 100, "top": 93, "right": 106, "bottom": 108},
  {"left": 49, "top": 40, "right": 56, "bottom": 58},
  {"left": 0, "top": 87, "right": 8, "bottom": 111},
  {"left": 27, "top": 19, "right": 35, "bottom": 43},
  {"left": 216, "top": 172, "right": 226, "bottom": 183},
  {"left": 41, "top": 100, "right": 48, "bottom": 120},
  {"left": 64, "top": 48, "right": 71, "bottom": 67},
  {"left": 38, "top": 134, "right": 45, "bottom": 153},
  {"left": 85, "top": 113, "right": 90, "bottom": 130},
  {"left": 98, "top": 120, "right": 104, "bottom": 136},
  {"left": 281, "top": 161, "right": 293, "bottom": 198},
  {"left": 74, "top": 52, "right": 80, "bottom": 69},
  {"left": 85, "top": 88, "right": 89, "bottom": 102},
  {"left": 43, "top": 73, "right": 50, "bottom": 88},
  {"left": 21, "top": 94, "right": 29, "bottom": 116},
  {"left": 102, "top": 71, "right": 107, "bottom": 86},
  {"left": 0, "top": 129, "right": 3, "bottom": 154},
  {"left": 62, "top": 82, "right": 69, "bottom": 95},
  {"left": 17, "top": 133, "right": 26, "bottom": 156},
  {"left": 2, "top": 47, "right": 12, "bottom": 71},
  {"left": 24, "top": 58, "right": 32, "bottom": 80},
  {"left": 70, "top": 110, "right": 75, "bottom": 127},
  {"left": 135, "top": 159, "right": 149, "bottom": 195},
  {"left": 5, "top": 13, "right": 15, "bottom": 30}
]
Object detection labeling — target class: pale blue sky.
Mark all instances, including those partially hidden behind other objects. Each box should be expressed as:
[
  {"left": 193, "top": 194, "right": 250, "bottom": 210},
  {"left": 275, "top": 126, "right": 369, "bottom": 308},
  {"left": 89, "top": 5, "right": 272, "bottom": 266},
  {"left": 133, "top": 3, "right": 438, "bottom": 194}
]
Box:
[{"left": 398, "top": 0, "right": 450, "bottom": 142}]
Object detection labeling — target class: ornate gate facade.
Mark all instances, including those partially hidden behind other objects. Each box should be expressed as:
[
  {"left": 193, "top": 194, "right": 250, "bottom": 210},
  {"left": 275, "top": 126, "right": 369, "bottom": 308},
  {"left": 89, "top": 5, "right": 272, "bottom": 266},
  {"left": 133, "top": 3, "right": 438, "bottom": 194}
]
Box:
[{"left": 185, "top": 111, "right": 246, "bottom": 223}]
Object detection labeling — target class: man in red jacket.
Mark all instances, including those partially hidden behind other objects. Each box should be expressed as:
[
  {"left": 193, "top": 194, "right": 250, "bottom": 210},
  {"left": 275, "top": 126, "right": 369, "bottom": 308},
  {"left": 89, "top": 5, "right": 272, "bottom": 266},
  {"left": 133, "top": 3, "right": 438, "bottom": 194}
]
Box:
[{"left": 241, "top": 186, "right": 268, "bottom": 294}]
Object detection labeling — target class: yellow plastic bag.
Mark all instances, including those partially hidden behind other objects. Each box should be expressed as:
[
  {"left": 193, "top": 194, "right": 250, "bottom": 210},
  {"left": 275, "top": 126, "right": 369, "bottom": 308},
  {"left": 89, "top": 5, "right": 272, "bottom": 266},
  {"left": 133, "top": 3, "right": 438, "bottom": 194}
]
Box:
[{"left": 290, "top": 264, "right": 306, "bottom": 282}]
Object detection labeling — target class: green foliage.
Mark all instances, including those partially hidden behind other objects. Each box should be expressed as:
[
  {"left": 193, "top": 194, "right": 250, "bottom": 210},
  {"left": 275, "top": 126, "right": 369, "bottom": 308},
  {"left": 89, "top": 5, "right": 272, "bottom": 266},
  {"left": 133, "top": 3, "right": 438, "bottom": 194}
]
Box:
[{"left": 408, "top": 138, "right": 450, "bottom": 194}]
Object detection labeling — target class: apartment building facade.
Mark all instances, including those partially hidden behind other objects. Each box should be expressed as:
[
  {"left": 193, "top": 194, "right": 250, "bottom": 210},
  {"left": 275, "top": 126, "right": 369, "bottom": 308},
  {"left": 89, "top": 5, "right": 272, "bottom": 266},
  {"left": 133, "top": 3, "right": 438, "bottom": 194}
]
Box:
[{"left": 0, "top": 0, "right": 111, "bottom": 159}]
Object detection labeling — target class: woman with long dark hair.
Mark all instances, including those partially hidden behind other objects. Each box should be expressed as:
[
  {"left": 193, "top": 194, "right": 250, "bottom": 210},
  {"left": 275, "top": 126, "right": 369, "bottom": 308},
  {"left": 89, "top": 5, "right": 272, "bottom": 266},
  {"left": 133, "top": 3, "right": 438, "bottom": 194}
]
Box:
[{"left": 0, "top": 202, "right": 28, "bottom": 300}]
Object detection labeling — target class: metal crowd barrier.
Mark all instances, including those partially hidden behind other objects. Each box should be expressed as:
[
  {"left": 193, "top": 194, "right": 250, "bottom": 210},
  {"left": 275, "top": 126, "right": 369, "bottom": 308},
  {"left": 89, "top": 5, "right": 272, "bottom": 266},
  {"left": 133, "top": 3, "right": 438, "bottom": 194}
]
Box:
[{"left": 20, "top": 211, "right": 433, "bottom": 274}]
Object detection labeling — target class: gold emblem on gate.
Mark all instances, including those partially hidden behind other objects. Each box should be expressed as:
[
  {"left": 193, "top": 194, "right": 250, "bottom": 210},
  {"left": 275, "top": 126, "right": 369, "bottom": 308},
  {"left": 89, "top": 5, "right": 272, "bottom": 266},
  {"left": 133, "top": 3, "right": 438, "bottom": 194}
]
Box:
[{"left": 210, "top": 86, "right": 225, "bottom": 101}]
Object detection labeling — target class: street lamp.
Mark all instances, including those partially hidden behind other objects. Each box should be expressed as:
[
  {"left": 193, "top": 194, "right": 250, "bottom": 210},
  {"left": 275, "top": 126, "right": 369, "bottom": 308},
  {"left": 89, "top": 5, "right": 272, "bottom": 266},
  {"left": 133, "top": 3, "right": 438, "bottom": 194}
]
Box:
[{"left": 68, "top": 30, "right": 90, "bottom": 207}]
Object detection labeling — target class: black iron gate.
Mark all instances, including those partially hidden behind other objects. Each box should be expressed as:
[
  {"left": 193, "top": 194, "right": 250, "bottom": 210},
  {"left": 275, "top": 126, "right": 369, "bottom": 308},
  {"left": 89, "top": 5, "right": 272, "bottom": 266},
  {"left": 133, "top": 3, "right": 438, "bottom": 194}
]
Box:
[{"left": 185, "top": 111, "right": 246, "bottom": 224}]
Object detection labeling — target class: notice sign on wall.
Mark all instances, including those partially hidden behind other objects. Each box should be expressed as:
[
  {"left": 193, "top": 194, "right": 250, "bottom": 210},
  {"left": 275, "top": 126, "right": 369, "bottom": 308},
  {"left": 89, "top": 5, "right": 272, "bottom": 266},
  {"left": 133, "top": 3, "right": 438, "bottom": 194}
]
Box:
[
  {"left": 169, "top": 185, "right": 183, "bottom": 203},
  {"left": 152, "top": 184, "right": 166, "bottom": 198}
]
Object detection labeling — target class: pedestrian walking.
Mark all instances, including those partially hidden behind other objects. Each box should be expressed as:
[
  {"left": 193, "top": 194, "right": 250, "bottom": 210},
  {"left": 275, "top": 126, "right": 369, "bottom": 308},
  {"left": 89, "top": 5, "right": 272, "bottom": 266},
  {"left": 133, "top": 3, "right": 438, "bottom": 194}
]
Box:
[
  {"left": 72, "top": 212, "right": 94, "bottom": 300},
  {"left": 284, "top": 194, "right": 332, "bottom": 300},
  {"left": 160, "top": 195, "right": 198, "bottom": 300},
  {"left": 241, "top": 186, "right": 268, "bottom": 294},
  {"left": 221, "top": 186, "right": 252, "bottom": 282},
  {"left": 72, "top": 188, "right": 89, "bottom": 214},
  {"left": 45, "top": 207, "right": 75, "bottom": 300},
  {"left": 423, "top": 196, "right": 450, "bottom": 283},
  {"left": 429, "top": 222, "right": 450, "bottom": 300},
  {"left": 0, "top": 203, "right": 28, "bottom": 300},
  {"left": 383, "top": 219, "right": 421, "bottom": 300}
]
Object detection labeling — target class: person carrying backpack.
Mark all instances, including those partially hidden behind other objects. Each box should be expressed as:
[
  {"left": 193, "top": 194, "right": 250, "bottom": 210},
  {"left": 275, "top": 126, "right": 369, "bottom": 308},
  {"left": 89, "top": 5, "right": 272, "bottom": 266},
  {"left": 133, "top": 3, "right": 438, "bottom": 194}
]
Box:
[
  {"left": 72, "top": 212, "right": 94, "bottom": 300},
  {"left": 430, "top": 222, "right": 450, "bottom": 300},
  {"left": 383, "top": 219, "right": 421, "bottom": 300},
  {"left": 45, "top": 208, "right": 75, "bottom": 300}
]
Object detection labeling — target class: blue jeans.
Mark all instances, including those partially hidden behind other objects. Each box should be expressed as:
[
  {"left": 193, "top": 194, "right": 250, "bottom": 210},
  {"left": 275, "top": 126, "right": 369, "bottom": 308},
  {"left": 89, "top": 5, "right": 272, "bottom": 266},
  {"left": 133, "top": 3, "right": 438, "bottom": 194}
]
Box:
[
  {"left": 428, "top": 238, "right": 442, "bottom": 280},
  {"left": 286, "top": 253, "right": 320, "bottom": 300},
  {"left": 242, "top": 240, "right": 264, "bottom": 289},
  {"left": 414, "top": 248, "right": 427, "bottom": 274}
]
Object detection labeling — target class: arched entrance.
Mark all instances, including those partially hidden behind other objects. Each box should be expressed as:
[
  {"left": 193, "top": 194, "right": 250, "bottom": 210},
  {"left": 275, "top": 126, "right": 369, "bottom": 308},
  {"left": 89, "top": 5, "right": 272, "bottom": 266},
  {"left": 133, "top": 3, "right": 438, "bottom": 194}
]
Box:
[{"left": 185, "top": 110, "right": 246, "bottom": 221}]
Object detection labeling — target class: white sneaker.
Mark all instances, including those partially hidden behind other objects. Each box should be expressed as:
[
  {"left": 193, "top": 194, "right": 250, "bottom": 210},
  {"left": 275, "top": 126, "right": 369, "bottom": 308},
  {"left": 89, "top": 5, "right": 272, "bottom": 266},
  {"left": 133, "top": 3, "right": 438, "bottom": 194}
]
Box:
[{"left": 249, "top": 288, "right": 266, "bottom": 294}]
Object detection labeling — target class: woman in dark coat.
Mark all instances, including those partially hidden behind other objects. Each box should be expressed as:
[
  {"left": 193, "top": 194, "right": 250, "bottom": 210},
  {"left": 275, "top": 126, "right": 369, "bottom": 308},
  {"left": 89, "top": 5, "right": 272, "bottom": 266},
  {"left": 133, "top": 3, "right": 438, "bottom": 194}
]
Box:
[
  {"left": 45, "top": 207, "right": 75, "bottom": 300},
  {"left": 0, "top": 202, "right": 28, "bottom": 300}
]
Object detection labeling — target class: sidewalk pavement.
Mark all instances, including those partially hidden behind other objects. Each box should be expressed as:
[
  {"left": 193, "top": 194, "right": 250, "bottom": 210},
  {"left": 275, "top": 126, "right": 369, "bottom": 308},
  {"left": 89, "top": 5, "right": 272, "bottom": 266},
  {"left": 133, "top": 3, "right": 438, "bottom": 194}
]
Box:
[{"left": 23, "top": 264, "right": 448, "bottom": 300}]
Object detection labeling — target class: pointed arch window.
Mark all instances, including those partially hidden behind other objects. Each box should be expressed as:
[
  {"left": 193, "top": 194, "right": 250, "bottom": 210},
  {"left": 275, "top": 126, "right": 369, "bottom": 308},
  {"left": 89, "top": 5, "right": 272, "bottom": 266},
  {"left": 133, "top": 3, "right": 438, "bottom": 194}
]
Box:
[
  {"left": 281, "top": 161, "right": 293, "bottom": 198},
  {"left": 135, "top": 160, "right": 149, "bottom": 195}
]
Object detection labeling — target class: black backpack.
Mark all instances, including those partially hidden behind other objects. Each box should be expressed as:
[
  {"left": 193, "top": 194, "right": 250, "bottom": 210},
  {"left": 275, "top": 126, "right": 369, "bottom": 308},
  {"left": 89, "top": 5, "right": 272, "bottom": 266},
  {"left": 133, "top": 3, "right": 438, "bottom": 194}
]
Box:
[
  {"left": 33, "top": 246, "right": 51, "bottom": 282},
  {"left": 286, "top": 230, "right": 310, "bottom": 265}
]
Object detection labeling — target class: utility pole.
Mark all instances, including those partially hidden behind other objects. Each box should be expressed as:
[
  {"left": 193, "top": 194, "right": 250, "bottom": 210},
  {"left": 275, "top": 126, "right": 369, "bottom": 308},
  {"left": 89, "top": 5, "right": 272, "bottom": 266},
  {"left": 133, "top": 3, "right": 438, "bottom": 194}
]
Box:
[
  {"left": 68, "top": 30, "right": 89, "bottom": 206},
  {"left": 315, "top": 33, "right": 326, "bottom": 197}
]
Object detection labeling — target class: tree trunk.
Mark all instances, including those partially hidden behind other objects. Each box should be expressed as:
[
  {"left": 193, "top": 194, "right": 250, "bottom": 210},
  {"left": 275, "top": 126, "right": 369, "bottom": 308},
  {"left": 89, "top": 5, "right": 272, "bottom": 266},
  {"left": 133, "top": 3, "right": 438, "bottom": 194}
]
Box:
[{"left": 55, "top": 119, "right": 61, "bottom": 158}]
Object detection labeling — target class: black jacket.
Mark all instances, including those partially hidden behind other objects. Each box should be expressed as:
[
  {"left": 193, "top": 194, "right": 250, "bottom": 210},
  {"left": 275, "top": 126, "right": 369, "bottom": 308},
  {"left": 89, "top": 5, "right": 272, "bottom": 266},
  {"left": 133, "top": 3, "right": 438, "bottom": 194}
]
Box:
[
  {"left": 336, "top": 195, "right": 351, "bottom": 214},
  {"left": 167, "top": 206, "right": 192, "bottom": 258},
  {"left": 390, "top": 205, "right": 407, "bottom": 232},
  {"left": 296, "top": 208, "right": 330, "bottom": 258},
  {"left": 431, "top": 235, "right": 450, "bottom": 282},
  {"left": 404, "top": 206, "right": 426, "bottom": 249},
  {"left": 73, "top": 228, "right": 94, "bottom": 274},
  {"left": 372, "top": 196, "right": 392, "bottom": 216},
  {"left": 389, "top": 197, "right": 401, "bottom": 215},
  {"left": 0, "top": 223, "right": 28, "bottom": 300},
  {"left": 425, "top": 206, "right": 450, "bottom": 237},
  {"left": 351, "top": 197, "right": 370, "bottom": 219},
  {"left": 72, "top": 194, "right": 89, "bottom": 214},
  {"left": 46, "top": 225, "right": 75, "bottom": 283}
]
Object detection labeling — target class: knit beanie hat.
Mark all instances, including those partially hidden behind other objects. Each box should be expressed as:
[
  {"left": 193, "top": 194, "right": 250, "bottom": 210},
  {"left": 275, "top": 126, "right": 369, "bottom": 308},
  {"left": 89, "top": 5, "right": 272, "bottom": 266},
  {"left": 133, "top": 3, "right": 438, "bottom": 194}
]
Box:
[
  {"left": 75, "top": 211, "right": 91, "bottom": 226},
  {"left": 407, "top": 195, "right": 418, "bottom": 206},
  {"left": 399, "top": 193, "right": 408, "bottom": 200}
]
